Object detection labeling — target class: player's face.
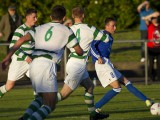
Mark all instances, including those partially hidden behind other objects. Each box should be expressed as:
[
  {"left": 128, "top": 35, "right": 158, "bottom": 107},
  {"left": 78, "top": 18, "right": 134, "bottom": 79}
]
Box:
[
  {"left": 26, "top": 13, "right": 38, "bottom": 26},
  {"left": 105, "top": 21, "right": 116, "bottom": 34},
  {"left": 151, "top": 18, "right": 158, "bottom": 24}
]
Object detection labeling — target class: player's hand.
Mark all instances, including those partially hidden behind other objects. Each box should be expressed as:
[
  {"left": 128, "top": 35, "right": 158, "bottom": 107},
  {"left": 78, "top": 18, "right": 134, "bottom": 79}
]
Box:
[
  {"left": 25, "top": 56, "right": 32, "bottom": 63},
  {"left": 144, "top": 1, "right": 149, "bottom": 5},
  {"left": 142, "top": 17, "right": 147, "bottom": 20},
  {"left": 98, "top": 57, "right": 103, "bottom": 64},
  {"left": 1, "top": 57, "right": 11, "bottom": 70},
  {"left": 0, "top": 32, "right": 3, "bottom": 37}
]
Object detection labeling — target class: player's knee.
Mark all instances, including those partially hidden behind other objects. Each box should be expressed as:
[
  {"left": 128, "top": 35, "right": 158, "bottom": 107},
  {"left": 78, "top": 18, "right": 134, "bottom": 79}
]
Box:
[
  {"left": 113, "top": 87, "right": 122, "bottom": 93},
  {"left": 90, "top": 82, "right": 94, "bottom": 90},
  {"left": 85, "top": 84, "right": 94, "bottom": 94}
]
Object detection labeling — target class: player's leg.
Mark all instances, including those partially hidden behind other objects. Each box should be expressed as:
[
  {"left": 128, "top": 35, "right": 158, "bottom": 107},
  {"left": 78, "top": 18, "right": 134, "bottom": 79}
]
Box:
[
  {"left": 0, "top": 59, "right": 29, "bottom": 97},
  {"left": 28, "top": 92, "right": 57, "bottom": 120},
  {"left": 57, "top": 58, "right": 85, "bottom": 101},
  {"left": 0, "top": 80, "right": 15, "bottom": 97},
  {"left": 20, "top": 58, "right": 58, "bottom": 119},
  {"left": 120, "top": 76, "right": 154, "bottom": 106},
  {"left": 80, "top": 77, "right": 109, "bottom": 120},
  {"left": 94, "top": 60, "right": 122, "bottom": 108},
  {"left": 80, "top": 77, "right": 95, "bottom": 112},
  {"left": 95, "top": 80, "right": 121, "bottom": 109},
  {"left": 148, "top": 49, "right": 155, "bottom": 81},
  {"left": 19, "top": 96, "right": 43, "bottom": 120},
  {"left": 57, "top": 83, "right": 73, "bottom": 101}
]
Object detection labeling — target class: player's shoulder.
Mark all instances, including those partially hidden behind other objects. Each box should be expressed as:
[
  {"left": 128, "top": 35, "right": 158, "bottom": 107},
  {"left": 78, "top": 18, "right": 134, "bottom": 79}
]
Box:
[
  {"left": 71, "top": 23, "right": 94, "bottom": 30},
  {"left": 15, "top": 24, "right": 26, "bottom": 32}
]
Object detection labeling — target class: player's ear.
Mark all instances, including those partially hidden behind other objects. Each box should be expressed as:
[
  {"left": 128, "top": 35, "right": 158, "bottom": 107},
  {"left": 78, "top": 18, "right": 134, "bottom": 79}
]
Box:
[
  {"left": 72, "top": 14, "right": 75, "bottom": 19},
  {"left": 50, "top": 15, "right": 53, "bottom": 21},
  {"left": 63, "top": 16, "right": 66, "bottom": 22},
  {"left": 82, "top": 14, "right": 84, "bottom": 18}
]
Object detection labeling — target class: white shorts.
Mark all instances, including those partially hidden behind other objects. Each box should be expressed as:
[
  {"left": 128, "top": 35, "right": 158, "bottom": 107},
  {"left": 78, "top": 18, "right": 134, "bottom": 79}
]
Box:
[
  {"left": 29, "top": 57, "right": 58, "bottom": 93},
  {"left": 8, "top": 55, "right": 29, "bottom": 81},
  {"left": 95, "top": 58, "right": 122, "bottom": 88},
  {"left": 64, "top": 58, "right": 89, "bottom": 90}
]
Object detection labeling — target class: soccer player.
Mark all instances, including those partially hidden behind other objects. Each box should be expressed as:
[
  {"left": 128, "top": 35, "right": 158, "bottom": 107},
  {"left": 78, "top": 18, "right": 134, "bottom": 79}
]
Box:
[
  {"left": 91, "top": 17, "right": 154, "bottom": 111},
  {"left": 0, "top": 8, "right": 37, "bottom": 98},
  {"left": 57, "top": 7, "right": 109, "bottom": 120},
  {"left": 2, "top": 5, "right": 83, "bottom": 120}
]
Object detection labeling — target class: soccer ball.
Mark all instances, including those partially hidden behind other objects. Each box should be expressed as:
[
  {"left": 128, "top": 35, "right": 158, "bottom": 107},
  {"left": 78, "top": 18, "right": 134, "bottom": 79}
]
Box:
[{"left": 150, "top": 103, "right": 160, "bottom": 115}]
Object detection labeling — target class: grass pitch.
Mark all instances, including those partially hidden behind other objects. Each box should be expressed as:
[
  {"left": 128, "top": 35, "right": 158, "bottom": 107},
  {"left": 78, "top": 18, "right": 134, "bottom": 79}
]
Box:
[{"left": 0, "top": 83, "right": 160, "bottom": 120}]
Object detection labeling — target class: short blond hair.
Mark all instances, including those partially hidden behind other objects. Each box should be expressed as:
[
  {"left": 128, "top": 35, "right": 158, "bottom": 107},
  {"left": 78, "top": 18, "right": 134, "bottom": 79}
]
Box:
[{"left": 72, "top": 7, "right": 84, "bottom": 18}]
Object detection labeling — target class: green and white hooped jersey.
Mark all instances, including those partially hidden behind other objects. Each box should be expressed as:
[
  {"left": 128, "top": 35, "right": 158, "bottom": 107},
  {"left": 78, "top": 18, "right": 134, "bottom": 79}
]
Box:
[
  {"left": 29, "top": 22, "right": 78, "bottom": 63},
  {"left": 9, "top": 24, "right": 35, "bottom": 61},
  {"left": 70, "top": 23, "right": 109, "bottom": 59}
]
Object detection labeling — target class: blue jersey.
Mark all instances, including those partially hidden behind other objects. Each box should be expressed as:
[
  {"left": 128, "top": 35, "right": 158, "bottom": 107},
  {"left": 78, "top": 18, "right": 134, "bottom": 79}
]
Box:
[{"left": 91, "top": 30, "right": 113, "bottom": 63}]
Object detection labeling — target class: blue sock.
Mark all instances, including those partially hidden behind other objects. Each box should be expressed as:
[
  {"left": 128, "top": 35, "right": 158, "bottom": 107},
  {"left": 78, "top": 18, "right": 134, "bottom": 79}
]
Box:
[
  {"left": 125, "top": 81, "right": 147, "bottom": 101},
  {"left": 95, "top": 88, "right": 121, "bottom": 108}
]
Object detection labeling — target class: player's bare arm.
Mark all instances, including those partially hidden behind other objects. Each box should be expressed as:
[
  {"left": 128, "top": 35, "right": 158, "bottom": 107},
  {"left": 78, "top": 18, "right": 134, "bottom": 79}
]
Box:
[
  {"left": 73, "top": 44, "right": 83, "bottom": 56},
  {"left": 2, "top": 33, "right": 31, "bottom": 70},
  {"left": 143, "top": 12, "right": 160, "bottom": 20}
]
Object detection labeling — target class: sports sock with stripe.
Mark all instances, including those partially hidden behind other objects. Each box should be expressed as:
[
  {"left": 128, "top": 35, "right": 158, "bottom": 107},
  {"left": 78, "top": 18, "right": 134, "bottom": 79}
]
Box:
[
  {"left": 28, "top": 105, "right": 52, "bottom": 120},
  {"left": 95, "top": 88, "right": 121, "bottom": 108},
  {"left": 23, "top": 96, "right": 43, "bottom": 119},
  {"left": 84, "top": 92, "right": 95, "bottom": 113}
]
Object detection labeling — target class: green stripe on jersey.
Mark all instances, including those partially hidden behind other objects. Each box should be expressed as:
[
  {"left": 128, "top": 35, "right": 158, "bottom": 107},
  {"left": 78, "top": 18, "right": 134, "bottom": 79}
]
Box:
[
  {"left": 15, "top": 49, "right": 23, "bottom": 55},
  {"left": 34, "top": 49, "right": 56, "bottom": 54},
  {"left": 20, "top": 47, "right": 34, "bottom": 51},
  {"left": 13, "top": 32, "right": 23, "bottom": 38},
  {"left": 32, "top": 54, "right": 52, "bottom": 60},
  {"left": 100, "top": 34, "right": 107, "bottom": 41},
  {"left": 93, "top": 28, "right": 99, "bottom": 39},
  {"left": 69, "top": 53, "right": 87, "bottom": 59},
  {"left": 17, "top": 54, "right": 27, "bottom": 61},
  {"left": 68, "top": 33, "right": 76, "bottom": 43}
]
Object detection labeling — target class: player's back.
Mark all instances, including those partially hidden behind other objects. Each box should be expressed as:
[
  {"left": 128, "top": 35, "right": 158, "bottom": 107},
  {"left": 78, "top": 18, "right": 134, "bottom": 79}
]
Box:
[
  {"left": 70, "top": 23, "right": 95, "bottom": 52},
  {"left": 32, "top": 22, "right": 71, "bottom": 54}
]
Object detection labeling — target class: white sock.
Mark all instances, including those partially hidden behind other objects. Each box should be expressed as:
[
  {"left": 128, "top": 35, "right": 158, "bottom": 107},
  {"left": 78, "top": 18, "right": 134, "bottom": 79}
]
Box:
[
  {"left": 57, "top": 92, "right": 62, "bottom": 102},
  {"left": 0, "top": 85, "right": 7, "bottom": 94},
  {"left": 33, "top": 91, "right": 38, "bottom": 96}
]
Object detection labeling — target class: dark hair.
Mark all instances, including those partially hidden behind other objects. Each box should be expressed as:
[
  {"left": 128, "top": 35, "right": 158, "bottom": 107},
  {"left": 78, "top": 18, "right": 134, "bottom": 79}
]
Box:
[
  {"left": 25, "top": 8, "right": 37, "bottom": 17},
  {"left": 51, "top": 5, "right": 66, "bottom": 20},
  {"left": 105, "top": 17, "right": 116, "bottom": 25},
  {"left": 8, "top": 5, "right": 16, "bottom": 10},
  {"left": 72, "top": 7, "right": 84, "bottom": 18},
  {"left": 151, "top": 17, "right": 157, "bottom": 20}
]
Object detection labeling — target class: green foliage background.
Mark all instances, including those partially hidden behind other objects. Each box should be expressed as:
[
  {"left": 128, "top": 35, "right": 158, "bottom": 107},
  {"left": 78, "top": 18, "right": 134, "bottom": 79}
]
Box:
[{"left": 0, "top": 0, "right": 159, "bottom": 30}]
